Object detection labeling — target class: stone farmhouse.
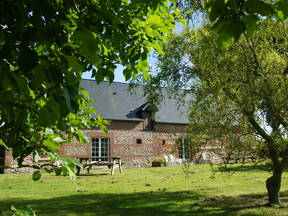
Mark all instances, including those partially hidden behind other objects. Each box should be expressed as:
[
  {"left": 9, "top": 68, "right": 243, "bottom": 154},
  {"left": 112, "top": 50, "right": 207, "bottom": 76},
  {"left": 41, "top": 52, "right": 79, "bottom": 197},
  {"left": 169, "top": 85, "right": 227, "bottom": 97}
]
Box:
[
  {"left": 59, "top": 79, "right": 190, "bottom": 167},
  {"left": 1, "top": 79, "right": 191, "bottom": 172}
]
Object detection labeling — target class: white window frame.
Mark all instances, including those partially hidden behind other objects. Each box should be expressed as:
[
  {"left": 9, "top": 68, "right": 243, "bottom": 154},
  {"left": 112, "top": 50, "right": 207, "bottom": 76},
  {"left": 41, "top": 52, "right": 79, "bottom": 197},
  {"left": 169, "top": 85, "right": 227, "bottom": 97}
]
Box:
[
  {"left": 92, "top": 138, "right": 109, "bottom": 162},
  {"left": 178, "top": 138, "right": 188, "bottom": 161}
]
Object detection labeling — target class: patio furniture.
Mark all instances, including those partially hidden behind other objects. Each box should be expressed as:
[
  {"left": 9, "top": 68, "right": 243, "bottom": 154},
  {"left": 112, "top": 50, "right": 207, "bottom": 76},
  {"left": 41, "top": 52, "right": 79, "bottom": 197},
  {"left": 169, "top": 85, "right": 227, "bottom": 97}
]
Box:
[
  {"left": 76, "top": 157, "right": 122, "bottom": 176},
  {"left": 164, "top": 154, "right": 181, "bottom": 166}
]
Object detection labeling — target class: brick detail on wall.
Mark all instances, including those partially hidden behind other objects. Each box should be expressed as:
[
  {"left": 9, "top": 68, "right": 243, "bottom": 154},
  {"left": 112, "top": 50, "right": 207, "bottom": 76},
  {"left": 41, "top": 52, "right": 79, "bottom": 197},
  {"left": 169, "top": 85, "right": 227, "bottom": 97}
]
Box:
[
  {"left": 59, "top": 121, "right": 187, "bottom": 167},
  {"left": 3, "top": 121, "right": 188, "bottom": 169}
]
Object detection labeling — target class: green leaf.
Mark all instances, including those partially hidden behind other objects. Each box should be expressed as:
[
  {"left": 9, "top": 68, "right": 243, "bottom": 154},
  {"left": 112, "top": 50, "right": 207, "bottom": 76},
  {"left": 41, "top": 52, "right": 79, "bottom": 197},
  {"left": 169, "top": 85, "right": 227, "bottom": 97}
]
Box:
[
  {"left": 184, "top": 10, "right": 194, "bottom": 15},
  {"left": 79, "top": 87, "right": 90, "bottom": 98},
  {"left": 65, "top": 55, "right": 85, "bottom": 73},
  {"left": 67, "top": 165, "right": 76, "bottom": 181},
  {"left": 14, "top": 107, "right": 28, "bottom": 123},
  {"left": 123, "top": 67, "right": 132, "bottom": 81},
  {"left": 31, "top": 64, "right": 45, "bottom": 90},
  {"left": 60, "top": 158, "right": 77, "bottom": 181},
  {"left": 71, "top": 29, "right": 101, "bottom": 65},
  {"left": 63, "top": 86, "right": 79, "bottom": 113},
  {"left": 243, "top": 14, "right": 259, "bottom": 35},
  {"left": 15, "top": 75, "right": 29, "bottom": 92},
  {"left": 38, "top": 102, "right": 61, "bottom": 127},
  {"left": 99, "top": 44, "right": 109, "bottom": 56},
  {"left": 11, "top": 205, "right": 36, "bottom": 216},
  {"left": 74, "top": 130, "right": 89, "bottom": 143},
  {"left": 0, "top": 138, "right": 8, "bottom": 150},
  {"left": 208, "top": 0, "right": 226, "bottom": 22},
  {"left": 144, "top": 27, "right": 155, "bottom": 37},
  {"left": 151, "top": 43, "right": 164, "bottom": 55},
  {"left": 217, "top": 30, "right": 234, "bottom": 49},
  {"left": 43, "top": 138, "right": 61, "bottom": 150},
  {"left": 226, "top": 0, "right": 237, "bottom": 11},
  {"left": 1, "top": 68, "right": 13, "bottom": 91},
  {"left": 147, "top": 14, "right": 161, "bottom": 25},
  {"left": 177, "top": 17, "right": 186, "bottom": 25},
  {"left": 33, "top": 151, "right": 41, "bottom": 162},
  {"left": 93, "top": 69, "right": 104, "bottom": 84},
  {"left": 43, "top": 150, "right": 59, "bottom": 163},
  {"left": 275, "top": 0, "right": 288, "bottom": 20},
  {"left": 32, "top": 171, "right": 42, "bottom": 181},
  {"left": 246, "top": 0, "right": 275, "bottom": 16},
  {"left": 137, "top": 59, "right": 149, "bottom": 79},
  {"left": 63, "top": 87, "right": 73, "bottom": 112},
  {"left": 69, "top": 157, "right": 83, "bottom": 169},
  {"left": 105, "top": 69, "right": 115, "bottom": 83},
  {"left": 18, "top": 48, "right": 38, "bottom": 72},
  {"left": 215, "top": 17, "right": 245, "bottom": 49},
  {"left": 45, "top": 65, "right": 63, "bottom": 85}
]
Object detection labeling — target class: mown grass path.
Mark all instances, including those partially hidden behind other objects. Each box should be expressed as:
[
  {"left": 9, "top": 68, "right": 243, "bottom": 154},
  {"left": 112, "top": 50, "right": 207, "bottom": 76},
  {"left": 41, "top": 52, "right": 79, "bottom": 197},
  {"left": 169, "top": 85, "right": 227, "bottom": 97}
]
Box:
[{"left": 1, "top": 164, "right": 288, "bottom": 215}]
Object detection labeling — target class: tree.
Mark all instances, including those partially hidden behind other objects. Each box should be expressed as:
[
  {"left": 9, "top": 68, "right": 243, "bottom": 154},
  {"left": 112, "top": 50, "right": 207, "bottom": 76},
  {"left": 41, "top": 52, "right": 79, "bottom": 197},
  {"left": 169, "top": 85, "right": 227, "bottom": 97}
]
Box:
[
  {"left": 0, "top": 0, "right": 180, "bottom": 176},
  {"left": 177, "top": 0, "right": 288, "bottom": 48},
  {"left": 132, "top": 20, "right": 288, "bottom": 204}
]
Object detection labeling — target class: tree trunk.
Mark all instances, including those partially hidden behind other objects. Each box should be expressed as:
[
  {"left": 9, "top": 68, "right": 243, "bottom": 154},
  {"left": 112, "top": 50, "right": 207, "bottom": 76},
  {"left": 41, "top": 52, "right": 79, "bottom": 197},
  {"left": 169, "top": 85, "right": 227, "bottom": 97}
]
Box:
[{"left": 266, "top": 171, "right": 282, "bottom": 204}]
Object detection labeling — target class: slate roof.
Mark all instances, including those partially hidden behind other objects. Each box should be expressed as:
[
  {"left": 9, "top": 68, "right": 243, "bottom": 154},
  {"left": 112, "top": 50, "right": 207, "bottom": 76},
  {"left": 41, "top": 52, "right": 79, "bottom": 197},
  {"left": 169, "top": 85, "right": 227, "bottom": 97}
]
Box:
[{"left": 80, "top": 79, "right": 190, "bottom": 124}]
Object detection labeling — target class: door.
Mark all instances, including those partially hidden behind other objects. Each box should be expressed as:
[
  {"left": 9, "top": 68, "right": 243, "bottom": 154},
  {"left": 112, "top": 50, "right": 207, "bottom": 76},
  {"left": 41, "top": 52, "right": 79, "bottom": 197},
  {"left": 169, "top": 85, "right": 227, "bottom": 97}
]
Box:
[
  {"left": 92, "top": 138, "right": 109, "bottom": 162},
  {"left": 178, "top": 138, "right": 189, "bottom": 161}
]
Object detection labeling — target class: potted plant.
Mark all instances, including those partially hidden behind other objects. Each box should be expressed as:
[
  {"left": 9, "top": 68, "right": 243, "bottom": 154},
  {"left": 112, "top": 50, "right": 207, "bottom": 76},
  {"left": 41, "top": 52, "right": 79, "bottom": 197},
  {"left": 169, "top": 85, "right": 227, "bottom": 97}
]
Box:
[{"left": 152, "top": 157, "right": 166, "bottom": 167}]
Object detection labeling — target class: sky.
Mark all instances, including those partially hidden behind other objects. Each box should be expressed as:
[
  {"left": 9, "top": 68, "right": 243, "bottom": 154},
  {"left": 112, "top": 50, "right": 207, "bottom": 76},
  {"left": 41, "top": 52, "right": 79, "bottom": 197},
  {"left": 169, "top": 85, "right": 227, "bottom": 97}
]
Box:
[{"left": 82, "top": 64, "right": 127, "bottom": 83}]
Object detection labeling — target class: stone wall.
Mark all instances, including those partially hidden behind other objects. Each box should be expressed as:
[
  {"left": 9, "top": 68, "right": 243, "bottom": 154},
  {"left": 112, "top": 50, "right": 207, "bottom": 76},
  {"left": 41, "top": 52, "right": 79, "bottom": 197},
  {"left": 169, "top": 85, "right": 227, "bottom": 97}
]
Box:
[
  {"left": 4, "top": 150, "right": 35, "bottom": 173},
  {"left": 59, "top": 121, "right": 187, "bottom": 167},
  {"left": 3, "top": 120, "right": 188, "bottom": 169}
]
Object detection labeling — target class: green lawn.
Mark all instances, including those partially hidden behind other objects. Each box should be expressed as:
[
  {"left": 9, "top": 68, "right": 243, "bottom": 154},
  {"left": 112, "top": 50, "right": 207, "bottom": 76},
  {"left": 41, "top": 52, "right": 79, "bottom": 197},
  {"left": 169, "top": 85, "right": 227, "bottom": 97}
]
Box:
[{"left": 1, "top": 164, "right": 288, "bottom": 216}]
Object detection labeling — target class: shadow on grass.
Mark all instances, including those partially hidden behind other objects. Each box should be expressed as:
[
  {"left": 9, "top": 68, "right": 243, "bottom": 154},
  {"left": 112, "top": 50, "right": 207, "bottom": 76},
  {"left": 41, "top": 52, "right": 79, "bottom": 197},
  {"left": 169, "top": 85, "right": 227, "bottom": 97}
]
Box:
[
  {"left": 213, "top": 163, "right": 272, "bottom": 173},
  {"left": 78, "top": 173, "right": 110, "bottom": 176},
  {"left": 1, "top": 190, "right": 284, "bottom": 216}
]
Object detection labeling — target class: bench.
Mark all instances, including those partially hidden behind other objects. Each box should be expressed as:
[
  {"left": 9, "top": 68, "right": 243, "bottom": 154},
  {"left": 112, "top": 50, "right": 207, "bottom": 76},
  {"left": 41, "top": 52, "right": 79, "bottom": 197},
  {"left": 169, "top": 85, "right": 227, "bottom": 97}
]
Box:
[{"left": 76, "top": 157, "right": 122, "bottom": 176}]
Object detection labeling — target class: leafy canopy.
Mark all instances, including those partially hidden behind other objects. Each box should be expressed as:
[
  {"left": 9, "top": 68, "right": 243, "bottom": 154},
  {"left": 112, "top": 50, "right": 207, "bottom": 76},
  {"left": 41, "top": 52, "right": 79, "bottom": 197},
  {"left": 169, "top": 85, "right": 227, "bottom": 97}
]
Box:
[
  {"left": 178, "top": 0, "right": 288, "bottom": 48},
  {"left": 133, "top": 19, "right": 288, "bottom": 204},
  {"left": 0, "top": 0, "right": 179, "bottom": 174}
]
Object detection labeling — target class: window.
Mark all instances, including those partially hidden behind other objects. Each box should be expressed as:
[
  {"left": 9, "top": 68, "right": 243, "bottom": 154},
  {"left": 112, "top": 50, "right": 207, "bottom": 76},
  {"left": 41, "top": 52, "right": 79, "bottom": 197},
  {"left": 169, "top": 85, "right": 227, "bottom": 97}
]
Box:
[
  {"left": 178, "top": 138, "right": 189, "bottom": 160},
  {"left": 162, "top": 140, "right": 166, "bottom": 145},
  {"left": 92, "top": 138, "right": 109, "bottom": 162},
  {"left": 136, "top": 139, "right": 142, "bottom": 144}
]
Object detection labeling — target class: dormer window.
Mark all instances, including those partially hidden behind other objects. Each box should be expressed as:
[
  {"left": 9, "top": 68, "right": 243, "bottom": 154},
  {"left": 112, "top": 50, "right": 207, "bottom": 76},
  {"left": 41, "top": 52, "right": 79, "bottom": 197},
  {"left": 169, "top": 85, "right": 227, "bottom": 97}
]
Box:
[{"left": 136, "top": 102, "right": 158, "bottom": 131}]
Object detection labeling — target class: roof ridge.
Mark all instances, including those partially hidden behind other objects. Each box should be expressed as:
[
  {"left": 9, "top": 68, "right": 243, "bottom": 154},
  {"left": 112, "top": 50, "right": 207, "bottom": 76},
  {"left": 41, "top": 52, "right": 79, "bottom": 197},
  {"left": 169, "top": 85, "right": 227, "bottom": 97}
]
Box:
[{"left": 81, "top": 79, "right": 129, "bottom": 85}]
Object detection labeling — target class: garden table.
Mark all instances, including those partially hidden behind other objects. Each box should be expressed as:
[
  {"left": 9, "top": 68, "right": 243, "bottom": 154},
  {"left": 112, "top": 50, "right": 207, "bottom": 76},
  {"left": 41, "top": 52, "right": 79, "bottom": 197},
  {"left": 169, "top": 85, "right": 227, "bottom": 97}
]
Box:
[{"left": 76, "top": 157, "right": 122, "bottom": 176}]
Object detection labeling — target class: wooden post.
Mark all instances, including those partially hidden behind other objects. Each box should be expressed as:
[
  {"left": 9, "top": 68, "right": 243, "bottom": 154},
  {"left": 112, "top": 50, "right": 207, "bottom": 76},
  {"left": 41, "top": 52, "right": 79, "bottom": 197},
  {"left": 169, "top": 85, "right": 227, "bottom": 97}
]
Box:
[{"left": 111, "top": 159, "right": 116, "bottom": 175}]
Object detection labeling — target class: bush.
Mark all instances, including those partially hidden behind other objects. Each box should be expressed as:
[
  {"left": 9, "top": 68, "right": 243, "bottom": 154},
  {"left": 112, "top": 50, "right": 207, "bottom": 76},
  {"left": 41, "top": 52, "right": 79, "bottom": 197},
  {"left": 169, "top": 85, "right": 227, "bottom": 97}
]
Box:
[{"left": 152, "top": 157, "right": 165, "bottom": 163}]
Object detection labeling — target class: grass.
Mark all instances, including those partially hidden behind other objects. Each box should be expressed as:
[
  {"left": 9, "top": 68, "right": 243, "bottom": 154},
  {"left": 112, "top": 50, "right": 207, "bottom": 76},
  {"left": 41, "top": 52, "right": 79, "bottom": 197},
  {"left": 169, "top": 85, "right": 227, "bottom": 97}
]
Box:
[{"left": 1, "top": 164, "right": 288, "bottom": 216}]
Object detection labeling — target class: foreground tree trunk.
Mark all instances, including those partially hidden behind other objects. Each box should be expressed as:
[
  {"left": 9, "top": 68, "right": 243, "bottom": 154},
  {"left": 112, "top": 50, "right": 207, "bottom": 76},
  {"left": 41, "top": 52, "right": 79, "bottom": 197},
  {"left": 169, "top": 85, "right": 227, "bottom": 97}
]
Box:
[{"left": 266, "top": 169, "right": 282, "bottom": 204}]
